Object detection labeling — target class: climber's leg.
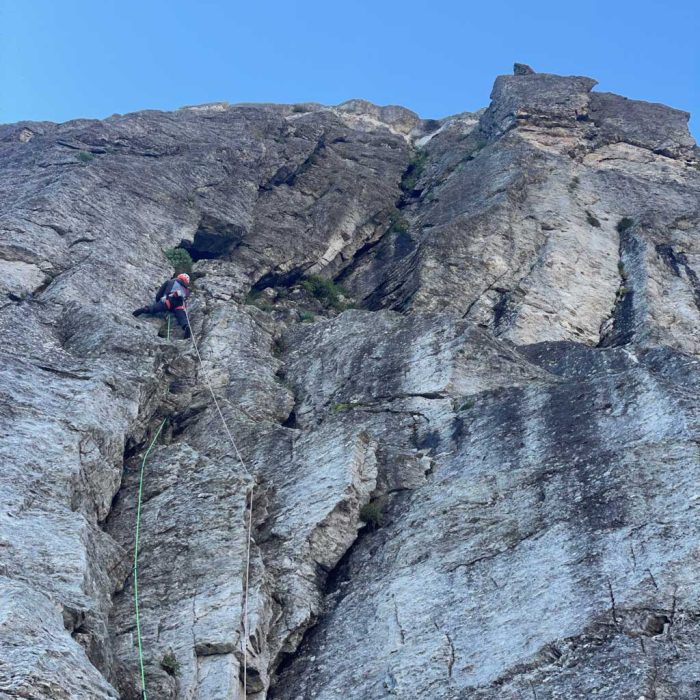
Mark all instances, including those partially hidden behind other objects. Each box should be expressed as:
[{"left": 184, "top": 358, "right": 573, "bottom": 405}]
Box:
[
  {"left": 133, "top": 300, "right": 169, "bottom": 317},
  {"left": 173, "top": 307, "right": 191, "bottom": 339}
]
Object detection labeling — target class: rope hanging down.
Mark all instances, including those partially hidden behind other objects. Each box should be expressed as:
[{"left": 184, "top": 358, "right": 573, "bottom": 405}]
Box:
[
  {"left": 131, "top": 307, "right": 254, "bottom": 698},
  {"left": 133, "top": 418, "right": 167, "bottom": 700},
  {"left": 184, "top": 305, "right": 255, "bottom": 697},
  {"left": 133, "top": 317, "right": 171, "bottom": 699}
]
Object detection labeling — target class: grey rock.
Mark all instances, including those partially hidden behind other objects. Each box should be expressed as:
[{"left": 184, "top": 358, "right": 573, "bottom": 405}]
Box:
[
  {"left": 341, "top": 73, "right": 699, "bottom": 358},
  {"left": 273, "top": 344, "right": 700, "bottom": 699},
  {"left": 0, "top": 70, "right": 699, "bottom": 700},
  {"left": 590, "top": 91, "right": 696, "bottom": 157},
  {"left": 336, "top": 99, "right": 422, "bottom": 135},
  {"left": 513, "top": 62, "right": 535, "bottom": 75},
  {"left": 482, "top": 71, "right": 597, "bottom": 134}
]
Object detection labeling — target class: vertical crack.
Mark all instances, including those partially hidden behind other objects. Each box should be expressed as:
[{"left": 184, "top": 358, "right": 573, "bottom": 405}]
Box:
[
  {"left": 646, "top": 568, "right": 659, "bottom": 591},
  {"left": 392, "top": 594, "right": 406, "bottom": 645},
  {"left": 656, "top": 244, "right": 700, "bottom": 311},
  {"left": 445, "top": 631, "right": 455, "bottom": 678},
  {"left": 607, "top": 577, "right": 620, "bottom": 630},
  {"left": 599, "top": 221, "right": 644, "bottom": 347}
]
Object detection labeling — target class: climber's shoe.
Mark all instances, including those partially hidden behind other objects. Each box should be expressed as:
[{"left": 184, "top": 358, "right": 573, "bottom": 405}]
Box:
[
  {"left": 182, "top": 326, "right": 192, "bottom": 340},
  {"left": 132, "top": 307, "right": 149, "bottom": 317}
]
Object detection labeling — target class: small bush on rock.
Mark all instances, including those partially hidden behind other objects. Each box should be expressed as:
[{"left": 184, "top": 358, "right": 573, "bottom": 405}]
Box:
[
  {"left": 77, "top": 151, "right": 95, "bottom": 163},
  {"left": 616, "top": 217, "right": 634, "bottom": 233},
  {"left": 246, "top": 290, "right": 274, "bottom": 311},
  {"left": 164, "top": 247, "right": 193, "bottom": 275},
  {"left": 388, "top": 210, "right": 410, "bottom": 235},
  {"left": 360, "top": 501, "right": 383, "bottom": 530},
  {"left": 301, "top": 275, "right": 347, "bottom": 310},
  {"left": 401, "top": 149, "right": 427, "bottom": 193},
  {"left": 161, "top": 651, "right": 181, "bottom": 676}
]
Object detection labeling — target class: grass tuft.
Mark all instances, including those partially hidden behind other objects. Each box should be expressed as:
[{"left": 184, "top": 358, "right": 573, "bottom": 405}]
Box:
[
  {"left": 359, "top": 501, "right": 383, "bottom": 529},
  {"left": 401, "top": 149, "right": 428, "bottom": 193},
  {"left": 161, "top": 651, "right": 180, "bottom": 676}
]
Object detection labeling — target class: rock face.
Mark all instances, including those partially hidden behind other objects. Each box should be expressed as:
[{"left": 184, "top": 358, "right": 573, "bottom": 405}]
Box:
[{"left": 0, "top": 69, "right": 698, "bottom": 700}]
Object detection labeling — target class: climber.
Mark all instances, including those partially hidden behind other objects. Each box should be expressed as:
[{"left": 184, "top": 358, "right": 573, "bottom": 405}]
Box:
[{"left": 133, "top": 272, "right": 192, "bottom": 339}]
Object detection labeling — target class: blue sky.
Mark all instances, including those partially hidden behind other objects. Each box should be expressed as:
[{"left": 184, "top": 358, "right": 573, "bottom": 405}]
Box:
[{"left": 1, "top": 0, "right": 698, "bottom": 138}]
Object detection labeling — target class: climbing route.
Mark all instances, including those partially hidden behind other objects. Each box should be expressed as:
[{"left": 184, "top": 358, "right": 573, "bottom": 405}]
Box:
[
  {"left": 132, "top": 318, "right": 172, "bottom": 700},
  {"left": 131, "top": 304, "right": 255, "bottom": 698},
  {"left": 183, "top": 304, "right": 256, "bottom": 697}
]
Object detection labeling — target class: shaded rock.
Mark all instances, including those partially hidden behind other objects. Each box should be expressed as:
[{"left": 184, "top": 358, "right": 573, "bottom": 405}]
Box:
[{"left": 590, "top": 91, "right": 696, "bottom": 157}]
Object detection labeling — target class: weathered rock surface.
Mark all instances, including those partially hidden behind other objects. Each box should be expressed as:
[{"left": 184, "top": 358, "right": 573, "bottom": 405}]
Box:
[{"left": 1, "top": 68, "right": 698, "bottom": 700}]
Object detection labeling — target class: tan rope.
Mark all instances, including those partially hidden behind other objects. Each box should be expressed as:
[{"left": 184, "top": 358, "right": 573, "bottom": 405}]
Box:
[{"left": 183, "top": 304, "right": 254, "bottom": 696}]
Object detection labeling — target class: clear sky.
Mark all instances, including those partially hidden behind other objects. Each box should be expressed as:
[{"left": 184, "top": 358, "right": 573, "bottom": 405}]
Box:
[{"left": 1, "top": 0, "right": 698, "bottom": 139}]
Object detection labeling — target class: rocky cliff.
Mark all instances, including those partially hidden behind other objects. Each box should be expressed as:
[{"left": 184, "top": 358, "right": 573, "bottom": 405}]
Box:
[{"left": 1, "top": 65, "right": 699, "bottom": 699}]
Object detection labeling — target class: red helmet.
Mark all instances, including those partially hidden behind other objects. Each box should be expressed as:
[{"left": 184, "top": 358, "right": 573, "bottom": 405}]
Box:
[{"left": 176, "top": 273, "right": 190, "bottom": 286}]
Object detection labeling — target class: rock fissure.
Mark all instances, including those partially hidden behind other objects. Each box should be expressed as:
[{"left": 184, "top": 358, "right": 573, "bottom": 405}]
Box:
[{"left": 599, "top": 222, "right": 644, "bottom": 348}]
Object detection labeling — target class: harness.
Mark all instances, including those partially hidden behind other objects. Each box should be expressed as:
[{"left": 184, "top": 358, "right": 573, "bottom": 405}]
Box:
[{"left": 160, "top": 279, "right": 190, "bottom": 311}]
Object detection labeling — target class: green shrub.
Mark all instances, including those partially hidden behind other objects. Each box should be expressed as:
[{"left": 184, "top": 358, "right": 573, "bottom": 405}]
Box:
[
  {"left": 161, "top": 651, "right": 180, "bottom": 676},
  {"left": 465, "top": 137, "right": 489, "bottom": 156},
  {"left": 359, "top": 501, "right": 383, "bottom": 529},
  {"left": 245, "top": 289, "right": 275, "bottom": 311},
  {"left": 164, "top": 247, "right": 193, "bottom": 275},
  {"left": 616, "top": 217, "right": 634, "bottom": 233},
  {"left": 299, "top": 311, "right": 315, "bottom": 322},
  {"left": 388, "top": 210, "right": 410, "bottom": 235},
  {"left": 617, "top": 261, "right": 628, "bottom": 280},
  {"left": 401, "top": 149, "right": 428, "bottom": 193},
  {"left": 459, "top": 399, "right": 476, "bottom": 411},
  {"left": 586, "top": 211, "right": 601, "bottom": 228},
  {"left": 76, "top": 151, "right": 95, "bottom": 163},
  {"left": 300, "top": 275, "right": 347, "bottom": 310}
]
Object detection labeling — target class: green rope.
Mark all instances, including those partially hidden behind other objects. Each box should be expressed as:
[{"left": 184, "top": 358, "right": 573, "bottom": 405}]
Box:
[{"left": 133, "top": 418, "right": 167, "bottom": 700}]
